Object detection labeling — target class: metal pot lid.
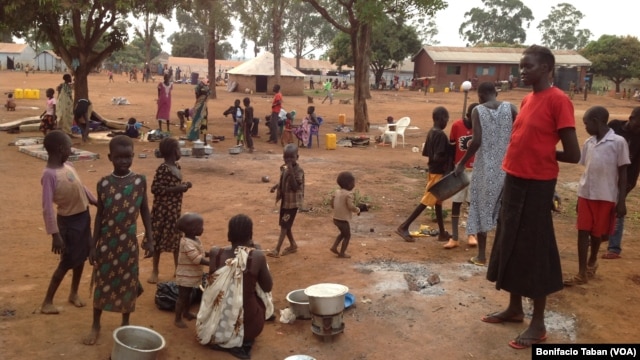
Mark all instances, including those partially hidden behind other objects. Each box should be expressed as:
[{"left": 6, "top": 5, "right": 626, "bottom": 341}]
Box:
[{"left": 304, "top": 283, "right": 348, "bottom": 297}]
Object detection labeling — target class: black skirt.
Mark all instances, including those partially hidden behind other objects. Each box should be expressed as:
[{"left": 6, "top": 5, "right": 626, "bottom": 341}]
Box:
[
  {"left": 57, "top": 209, "right": 91, "bottom": 270},
  {"left": 486, "top": 175, "right": 563, "bottom": 299}
]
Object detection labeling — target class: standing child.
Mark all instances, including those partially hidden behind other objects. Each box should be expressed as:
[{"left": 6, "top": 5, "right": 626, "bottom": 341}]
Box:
[
  {"left": 157, "top": 73, "right": 173, "bottom": 132},
  {"left": 563, "top": 106, "right": 629, "bottom": 285},
  {"left": 243, "top": 97, "right": 255, "bottom": 153},
  {"left": 267, "top": 144, "right": 304, "bottom": 257},
  {"left": 268, "top": 84, "right": 282, "bottom": 144},
  {"left": 83, "top": 135, "right": 154, "bottom": 345},
  {"left": 40, "top": 130, "right": 97, "bottom": 314},
  {"left": 174, "top": 213, "right": 209, "bottom": 328},
  {"left": 330, "top": 171, "right": 361, "bottom": 258},
  {"left": 396, "top": 106, "right": 453, "bottom": 243},
  {"left": 39, "top": 88, "right": 57, "bottom": 136},
  {"left": 223, "top": 99, "right": 243, "bottom": 140},
  {"left": 148, "top": 137, "right": 192, "bottom": 284}
]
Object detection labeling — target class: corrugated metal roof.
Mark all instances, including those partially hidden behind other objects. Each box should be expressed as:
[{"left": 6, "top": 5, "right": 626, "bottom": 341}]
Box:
[
  {"left": 0, "top": 42, "right": 30, "bottom": 54},
  {"left": 415, "top": 46, "right": 591, "bottom": 67},
  {"left": 36, "top": 50, "right": 61, "bottom": 59},
  {"left": 227, "top": 52, "right": 306, "bottom": 77}
]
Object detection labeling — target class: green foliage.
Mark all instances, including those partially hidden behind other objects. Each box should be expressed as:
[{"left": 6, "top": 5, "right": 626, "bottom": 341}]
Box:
[
  {"left": 537, "top": 3, "right": 591, "bottom": 50},
  {"left": 285, "top": 0, "right": 336, "bottom": 62},
  {"left": 321, "top": 188, "right": 372, "bottom": 209},
  {"left": 458, "top": 0, "right": 533, "bottom": 46},
  {"left": 581, "top": 35, "right": 640, "bottom": 92},
  {"left": 107, "top": 36, "right": 162, "bottom": 68},
  {"left": 168, "top": 5, "right": 234, "bottom": 59}
]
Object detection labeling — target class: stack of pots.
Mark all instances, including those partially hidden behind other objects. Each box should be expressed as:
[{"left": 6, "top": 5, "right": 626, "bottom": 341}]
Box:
[{"left": 192, "top": 140, "right": 205, "bottom": 158}]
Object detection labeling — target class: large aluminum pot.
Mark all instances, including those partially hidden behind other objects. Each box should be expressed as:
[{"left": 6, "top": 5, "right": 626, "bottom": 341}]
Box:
[
  {"left": 111, "top": 326, "right": 165, "bottom": 360},
  {"left": 304, "top": 283, "right": 349, "bottom": 316}
]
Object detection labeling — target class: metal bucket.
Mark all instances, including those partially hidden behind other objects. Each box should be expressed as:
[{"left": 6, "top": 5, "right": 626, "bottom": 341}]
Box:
[
  {"left": 304, "top": 283, "right": 348, "bottom": 316},
  {"left": 286, "top": 289, "right": 311, "bottom": 319},
  {"left": 428, "top": 171, "right": 470, "bottom": 201},
  {"left": 111, "top": 326, "right": 165, "bottom": 360}
]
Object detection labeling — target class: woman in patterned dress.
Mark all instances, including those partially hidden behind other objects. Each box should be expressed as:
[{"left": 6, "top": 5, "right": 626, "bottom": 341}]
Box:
[
  {"left": 148, "top": 138, "right": 192, "bottom": 284},
  {"left": 83, "top": 135, "right": 154, "bottom": 346},
  {"left": 56, "top": 74, "right": 74, "bottom": 136},
  {"left": 187, "top": 81, "right": 211, "bottom": 142}
]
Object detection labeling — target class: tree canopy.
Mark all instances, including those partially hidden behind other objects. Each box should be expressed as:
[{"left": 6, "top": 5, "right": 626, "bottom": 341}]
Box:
[
  {"left": 459, "top": 0, "right": 533, "bottom": 46},
  {"left": 537, "top": 3, "right": 591, "bottom": 50},
  {"left": 581, "top": 35, "right": 640, "bottom": 93}
]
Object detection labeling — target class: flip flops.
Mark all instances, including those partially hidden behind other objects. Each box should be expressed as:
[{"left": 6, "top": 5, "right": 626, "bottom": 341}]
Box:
[
  {"left": 481, "top": 312, "right": 524, "bottom": 323},
  {"left": 586, "top": 263, "right": 599, "bottom": 278},
  {"left": 601, "top": 252, "right": 621, "bottom": 259},
  {"left": 395, "top": 229, "right": 415, "bottom": 242},
  {"left": 266, "top": 250, "right": 279, "bottom": 258},
  {"left": 563, "top": 274, "right": 587, "bottom": 286},
  {"left": 508, "top": 333, "right": 547, "bottom": 349},
  {"left": 281, "top": 247, "right": 298, "bottom": 256},
  {"left": 468, "top": 256, "right": 486, "bottom": 266}
]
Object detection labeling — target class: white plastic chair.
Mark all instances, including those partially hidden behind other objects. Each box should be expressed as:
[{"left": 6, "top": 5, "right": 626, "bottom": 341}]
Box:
[{"left": 382, "top": 116, "right": 410, "bottom": 148}]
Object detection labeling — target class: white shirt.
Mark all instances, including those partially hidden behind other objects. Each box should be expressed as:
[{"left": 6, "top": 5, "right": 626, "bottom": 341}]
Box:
[{"left": 578, "top": 129, "right": 630, "bottom": 202}]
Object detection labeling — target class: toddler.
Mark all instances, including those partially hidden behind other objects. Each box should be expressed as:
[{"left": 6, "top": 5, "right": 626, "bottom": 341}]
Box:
[
  {"left": 330, "top": 171, "right": 360, "bottom": 258},
  {"left": 39, "top": 88, "right": 57, "bottom": 136}
]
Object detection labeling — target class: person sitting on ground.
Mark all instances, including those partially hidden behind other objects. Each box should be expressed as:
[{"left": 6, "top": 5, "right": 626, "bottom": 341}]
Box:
[
  {"left": 109, "top": 117, "right": 143, "bottom": 139},
  {"left": 198, "top": 214, "right": 273, "bottom": 360}
]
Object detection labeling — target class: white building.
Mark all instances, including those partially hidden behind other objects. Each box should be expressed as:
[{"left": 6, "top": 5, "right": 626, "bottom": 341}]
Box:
[
  {"left": 0, "top": 43, "right": 36, "bottom": 70},
  {"left": 34, "top": 50, "right": 66, "bottom": 72}
]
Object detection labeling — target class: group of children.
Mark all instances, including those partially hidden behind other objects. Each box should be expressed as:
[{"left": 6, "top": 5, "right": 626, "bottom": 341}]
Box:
[{"left": 39, "top": 128, "right": 362, "bottom": 347}]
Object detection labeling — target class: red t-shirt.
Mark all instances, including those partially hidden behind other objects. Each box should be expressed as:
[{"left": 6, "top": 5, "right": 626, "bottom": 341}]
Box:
[
  {"left": 502, "top": 86, "right": 575, "bottom": 180},
  {"left": 272, "top": 92, "right": 283, "bottom": 113},
  {"left": 449, "top": 119, "right": 474, "bottom": 168}
]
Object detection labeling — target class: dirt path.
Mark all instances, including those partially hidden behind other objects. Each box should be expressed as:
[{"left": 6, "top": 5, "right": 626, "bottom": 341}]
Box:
[{"left": 0, "top": 71, "right": 639, "bottom": 359}]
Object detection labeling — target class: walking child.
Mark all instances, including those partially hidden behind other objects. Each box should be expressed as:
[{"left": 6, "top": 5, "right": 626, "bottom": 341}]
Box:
[
  {"left": 330, "top": 171, "right": 361, "bottom": 258},
  {"left": 40, "top": 130, "right": 97, "bottom": 314},
  {"left": 148, "top": 137, "right": 192, "bottom": 284},
  {"left": 223, "top": 99, "right": 243, "bottom": 139},
  {"left": 39, "top": 88, "right": 57, "bottom": 136},
  {"left": 267, "top": 144, "right": 304, "bottom": 257},
  {"left": 243, "top": 97, "right": 255, "bottom": 153},
  {"left": 174, "top": 213, "right": 209, "bottom": 328},
  {"left": 83, "top": 135, "right": 154, "bottom": 345},
  {"left": 563, "top": 106, "right": 629, "bottom": 286},
  {"left": 396, "top": 106, "right": 453, "bottom": 242}
]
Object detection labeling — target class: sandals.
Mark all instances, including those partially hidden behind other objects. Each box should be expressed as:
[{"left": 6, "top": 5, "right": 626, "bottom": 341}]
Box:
[
  {"left": 395, "top": 228, "right": 415, "bottom": 242},
  {"left": 563, "top": 274, "right": 587, "bottom": 286},
  {"left": 468, "top": 256, "right": 486, "bottom": 266},
  {"left": 266, "top": 250, "right": 279, "bottom": 258},
  {"left": 601, "top": 252, "right": 621, "bottom": 259},
  {"left": 281, "top": 247, "right": 298, "bottom": 256},
  {"left": 586, "top": 263, "right": 599, "bottom": 278}
]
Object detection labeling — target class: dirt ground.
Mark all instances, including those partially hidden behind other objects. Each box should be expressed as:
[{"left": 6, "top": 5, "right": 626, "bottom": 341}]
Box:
[{"left": 0, "top": 70, "right": 639, "bottom": 360}]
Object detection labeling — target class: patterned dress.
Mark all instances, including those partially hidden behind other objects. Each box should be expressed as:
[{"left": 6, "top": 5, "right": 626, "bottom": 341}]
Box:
[
  {"left": 93, "top": 173, "right": 147, "bottom": 313},
  {"left": 466, "top": 102, "right": 513, "bottom": 235},
  {"left": 57, "top": 82, "right": 73, "bottom": 135},
  {"left": 151, "top": 163, "right": 183, "bottom": 253}
]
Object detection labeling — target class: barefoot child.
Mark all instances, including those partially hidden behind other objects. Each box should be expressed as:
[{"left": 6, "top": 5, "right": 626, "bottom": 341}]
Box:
[
  {"left": 148, "top": 137, "right": 192, "bottom": 284},
  {"left": 330, "top": 171, "right": 360, "bottom": 258},
  {"left": 39, "top": 88, "right": 57, "bottom": 136},
  {"left": 563, "top": 106, "right": 629, "bottom": 286},
  {"left": 267, "top": 144, "right": 304, "bottom": 257},
  {"left": 40, "top": 130, "right": 97, "bottom": 314},
  {"left": 174, "top": 213, "right": 209, "bottom": 328},
  {"left": 84, "top": 135, "right": 154, "bottom": 345},
  {"left": 396, "top": 106, "right": 453, "bottom": 243}
]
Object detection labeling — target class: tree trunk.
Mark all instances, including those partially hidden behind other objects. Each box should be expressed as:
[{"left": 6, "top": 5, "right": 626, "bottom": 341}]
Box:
[
  {"left": 272, "top": 1, "right": 283, "bottom": 85},
  {"left": 73, "top": 65, "right": 90, "bottom": 102},
  {"left": 207, "top": 2, "right": 217, "bottom": 99},
  {"left": 351, "top": 23, "right": 371, "bottom": 132}
]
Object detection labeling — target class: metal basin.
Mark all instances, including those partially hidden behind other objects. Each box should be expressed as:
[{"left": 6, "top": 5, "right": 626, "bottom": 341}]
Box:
[
  {"left": 287, "top": 289, "right": 311, "bottom": 319},
  {"left": 111, "top": 325, "right": 165, "bottom": 360}
]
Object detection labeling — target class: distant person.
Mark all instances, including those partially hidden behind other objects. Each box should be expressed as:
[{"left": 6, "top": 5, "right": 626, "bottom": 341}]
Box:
[
  {"left": 268, "top": 84, "right": 282, "bottom": 144},
  {"left": 330, "top": 171, "right": 361, "bottom": 258},
  {"left": 56, "top": 74, "right": 74, "bottom": 136},
  {"left": 39, "top": 131, "right": 97, "bottom": 314},
  {"left": 396, "top": 107, "right": 453, "bottom": 243},
  {"left": 267, "top": 144, "right": 304, "bottom": 257},
  {"left": 5, "top": 92, "right": 16, "bottom": 111},
  {"left": 564, "top": 106, "right": 629, "bottom": 286},
  {"left": 322, "top": 79, "right": 333, "bottom": 104},
  {"left": 39, "top": 88, "right": 57, "bottom": 136},
  {"left": 602, "top": 107, "right": 640, "bottom": 259},
  {"left": 482, "top": 45, "right": 580, "bottom": 350},
  {"left": 83, "top": 135, "right": 154, "bottom": 345},
  {"left": 156, "top": 73, "right": 173, "bottom": 132},
  {"left": 243, "top": 97, "right": 255, "bottom": 153}
]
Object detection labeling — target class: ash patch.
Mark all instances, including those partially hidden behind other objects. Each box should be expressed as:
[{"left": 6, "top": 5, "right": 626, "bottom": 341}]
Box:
[{"left": 356, "top": 258, "right": 485, "bottom": 296}]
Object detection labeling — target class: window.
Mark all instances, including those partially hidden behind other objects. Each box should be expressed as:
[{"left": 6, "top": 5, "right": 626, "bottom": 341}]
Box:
[
  {"left": 475, "top": 66, "right": 495, "bottom": 76},
  {"left": 446, "top": 66, "right": 461, "bottom": 75}
]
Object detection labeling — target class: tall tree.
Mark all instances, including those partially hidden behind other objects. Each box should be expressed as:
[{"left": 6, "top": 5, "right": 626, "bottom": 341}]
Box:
[
  {"left": 581, "top": 35, "right": 640, "bottom": 93},
  {"left": 304, "top": 0, "right": 446, "bottom": 132},
  {"left": 3, "top": 1, "right": 145, "bottom": 100},
  {"left": 459, "top": 0, "right": 533, "bottom": 46},
  {"left": 537, "top": 3, "right": 591, "bottom": 50},
  {"left": 327, "top": 16, "right": 421, "bottom": 87},
  {"left": 285, "top": 0, "right": 336, "bottom": 69},
  {"left": 130, "top": 1, "right": 173, "bottom": 64}
]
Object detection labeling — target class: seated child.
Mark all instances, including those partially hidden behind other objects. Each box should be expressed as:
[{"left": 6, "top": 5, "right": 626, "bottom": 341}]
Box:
[
  {"left": 5, "top": 93, "right": 16, "bottom": 111},
  {"left": 109, "top": 117, "right": 143, "bottom": 138}
]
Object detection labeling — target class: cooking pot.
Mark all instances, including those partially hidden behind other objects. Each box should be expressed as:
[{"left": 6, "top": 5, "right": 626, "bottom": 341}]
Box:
[
  {"left": 111, "top": 325, "right": 165, "bottom": 360},
  {"left": 304, "top": 283, "right": 348, "bottom": 316},
  {"left": 286, "top": 289, "right": 311, "bottom": 319}
]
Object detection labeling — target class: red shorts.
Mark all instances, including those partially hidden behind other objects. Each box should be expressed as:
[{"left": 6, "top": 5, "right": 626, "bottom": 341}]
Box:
[{"left": 576, "top": 197, "right": 616, "bottom": 237}]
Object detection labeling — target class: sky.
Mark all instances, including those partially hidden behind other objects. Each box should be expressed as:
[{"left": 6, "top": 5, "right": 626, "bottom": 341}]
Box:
[{"left": 157, "top": 0, "right": 638, "bottom": 57}]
